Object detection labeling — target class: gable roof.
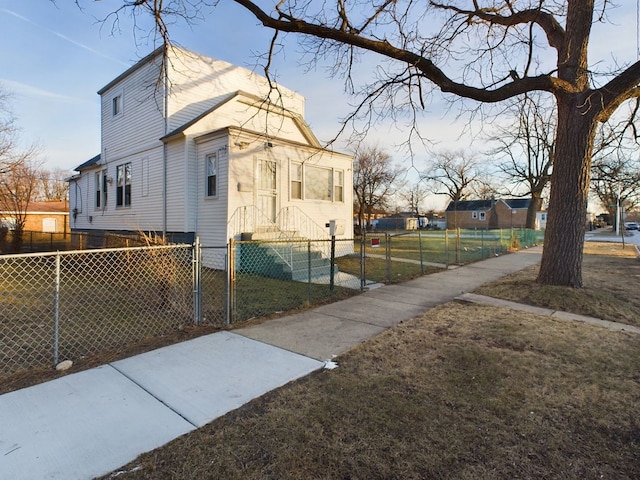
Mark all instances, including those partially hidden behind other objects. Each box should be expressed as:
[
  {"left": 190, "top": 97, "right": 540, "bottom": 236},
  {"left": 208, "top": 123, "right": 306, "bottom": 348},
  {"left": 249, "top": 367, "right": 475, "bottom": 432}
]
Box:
[
  {"left": 97, "top": 47, "right": 164, "bottom": 95},
  {"left": 446, "top": 198, "right": 532, "bottom": 212},
  {"left": 160, "top": 90, "right": 321, "bottom": 148},
  {"left": 445, "top": 199, "right": 493, "bottom": 212},
  {"left": 503, "top": 198, "right": 531, "bottom": 210}
]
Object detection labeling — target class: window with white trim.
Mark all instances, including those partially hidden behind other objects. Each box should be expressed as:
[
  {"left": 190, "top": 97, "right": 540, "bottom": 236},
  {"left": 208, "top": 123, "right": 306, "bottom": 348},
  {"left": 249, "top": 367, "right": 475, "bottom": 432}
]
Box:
[
  {"left": 112, "top": 93, "right": 123, "bottom": 117},
  {"left": 471, "top": 211, "right": 478, "bottom": 219},
  {"left": 290, "top": 162, "right": 344, "bottom": 202},
  {"left": 116, "top": 163, "right": 131, "bottom": 207},
  {"left": 206, "top": 154, "right": 218, "bottom": 197},
  {"left": 479, "top": 211, "right": 486, "bottom": 221},
  {"left": 334, "top": 170, "right": 344, "bottom": 202},
  {"left": 95, "top": 170, "right": 107, "bottom": 209},
  {"left": 291, "top": 162, "right": 302, "bottom": 200}
]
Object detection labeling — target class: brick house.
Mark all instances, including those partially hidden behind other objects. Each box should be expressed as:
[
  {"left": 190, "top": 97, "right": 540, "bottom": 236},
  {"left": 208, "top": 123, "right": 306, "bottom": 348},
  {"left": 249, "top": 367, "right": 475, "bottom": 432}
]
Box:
[{"left": 445, "top": 198, "right": 533, "bottom": 229}]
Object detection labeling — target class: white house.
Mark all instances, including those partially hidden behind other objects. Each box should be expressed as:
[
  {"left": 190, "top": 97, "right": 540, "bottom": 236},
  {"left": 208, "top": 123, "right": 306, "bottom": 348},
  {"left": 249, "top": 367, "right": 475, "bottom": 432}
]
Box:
[{"left": 68, "top": 46, "right": 353, "bottom": 250}]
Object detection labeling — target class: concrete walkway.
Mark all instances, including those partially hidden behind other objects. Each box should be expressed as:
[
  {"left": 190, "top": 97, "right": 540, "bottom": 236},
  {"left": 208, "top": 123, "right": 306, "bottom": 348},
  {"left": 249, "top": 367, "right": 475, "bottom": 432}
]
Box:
[{"left": 0, "top": 245, "right": 558, "bottom": 480}]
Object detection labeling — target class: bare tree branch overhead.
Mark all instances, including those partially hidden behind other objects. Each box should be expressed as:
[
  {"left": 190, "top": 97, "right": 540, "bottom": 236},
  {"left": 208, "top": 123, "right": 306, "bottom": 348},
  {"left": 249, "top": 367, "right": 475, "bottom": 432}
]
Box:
[{"left": 101, "top": 0, "right": 640, "bottom": 287}]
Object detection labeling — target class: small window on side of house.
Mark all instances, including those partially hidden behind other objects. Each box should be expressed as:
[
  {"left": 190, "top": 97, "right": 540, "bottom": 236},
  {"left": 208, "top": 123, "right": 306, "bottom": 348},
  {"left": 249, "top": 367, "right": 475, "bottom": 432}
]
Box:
[
  {"left": 95, "top": 170, "right": 107, "bottom": 209},
  {"left": 206, "top": 154, "right": 217, "bottom": 197},
  {"left": 116, "top": 162, "right": 132, "bottom": 207},
  {"left": 95, "top": 172, "right": 102, "bottom": 208},
  {"left": 334, "top": 170, "right": 344, "bottom": 202},
  {"left": 291, "top": 162, "right": 302, "bottom": 200},
  {"left": 112, "top": 94, "right": 122, "bottom": 116},
  {"left": 471, "top": 211, "right": 478, "bottom": 219},
  {"left": 479, "top": 211, "right": 486, "bottom": 221}
]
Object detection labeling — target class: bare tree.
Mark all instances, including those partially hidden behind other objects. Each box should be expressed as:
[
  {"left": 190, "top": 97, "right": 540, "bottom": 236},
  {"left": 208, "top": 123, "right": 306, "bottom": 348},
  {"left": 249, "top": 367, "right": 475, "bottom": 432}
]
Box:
[
  {"left": 107, "top": 1, "right": 640, "bottom": 287},
  {"left": 353, "top": 145, "right": 403, "bottom": 231},
  {"left": 488, "top": 94, "right": 554, "bottom": 229},
  {"left": 0, "top": 85, "right": 41, "bottom": 252},
  {"left": 423, "top": 150, "right": 481, "bottom": 203},
  {"left": 38, "top": 168, "right": 71, "bottom": 201},
  {"left": 0, "top": 157, "right": 41, "bottom": 252},
  {"left": 591, "top": 157, "right": 640, "bottom": 230},
  {"left": 590, "top": 117, "right": 640, "bottom": 230},
  {"left": 399, "top": 182, "right": 429, "bottom": 217}
]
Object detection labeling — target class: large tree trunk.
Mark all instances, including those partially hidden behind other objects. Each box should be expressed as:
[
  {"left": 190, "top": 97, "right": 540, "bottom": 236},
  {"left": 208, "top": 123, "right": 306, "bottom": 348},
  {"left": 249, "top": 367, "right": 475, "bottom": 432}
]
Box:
[{"left": 537, "top": 98, "right": 597, "bottom": 287}]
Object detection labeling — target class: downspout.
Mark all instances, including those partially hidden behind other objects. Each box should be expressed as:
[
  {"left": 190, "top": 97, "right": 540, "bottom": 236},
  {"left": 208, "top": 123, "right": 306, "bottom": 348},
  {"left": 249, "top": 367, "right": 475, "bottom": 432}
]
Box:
[{"left": 162, "top": 45, "right": 169, "bottom": 239}]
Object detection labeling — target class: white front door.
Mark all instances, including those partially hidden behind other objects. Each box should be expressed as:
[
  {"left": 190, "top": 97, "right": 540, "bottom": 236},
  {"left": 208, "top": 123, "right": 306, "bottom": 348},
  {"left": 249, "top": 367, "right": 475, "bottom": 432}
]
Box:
[{"left": 257, "top": 159, "right": 277, "bottom": 224}]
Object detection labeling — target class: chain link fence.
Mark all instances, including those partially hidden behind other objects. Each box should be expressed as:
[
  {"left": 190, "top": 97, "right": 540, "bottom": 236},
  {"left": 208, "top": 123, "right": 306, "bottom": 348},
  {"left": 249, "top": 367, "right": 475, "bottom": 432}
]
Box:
[
  {"left": 353, "top": 228, "right": 542, "bottom": 283},
  {"left": 1, "top": 228, "right": 541, "bottom": 381},
  {"left": 1, "top": 245, "right": 193, "bottom": 380},
  {"left": 0, "top": 230, "right": 154, "bottom": 254}
]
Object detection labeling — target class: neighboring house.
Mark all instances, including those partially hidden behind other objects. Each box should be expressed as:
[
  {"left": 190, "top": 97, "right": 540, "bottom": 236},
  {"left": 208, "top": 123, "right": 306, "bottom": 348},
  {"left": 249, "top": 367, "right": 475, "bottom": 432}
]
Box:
[
  {"left": 1, "top": 200, "right": 70, "bottom": 233},
  {"left": 375, "top": 212, "right": 419, "bottom": 231},
  {"left": 68, "top": 46, "right": 354, "bottom": 250},
  {"left": 445, "top": 198, "right": 537, "bottom": 229}
]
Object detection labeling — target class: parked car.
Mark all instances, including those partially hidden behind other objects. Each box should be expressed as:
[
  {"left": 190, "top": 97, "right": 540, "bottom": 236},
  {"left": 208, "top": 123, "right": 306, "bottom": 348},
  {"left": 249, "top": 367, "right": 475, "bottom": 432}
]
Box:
[{"left": 624, "top": 222, "right": 639, "bottom": 230}]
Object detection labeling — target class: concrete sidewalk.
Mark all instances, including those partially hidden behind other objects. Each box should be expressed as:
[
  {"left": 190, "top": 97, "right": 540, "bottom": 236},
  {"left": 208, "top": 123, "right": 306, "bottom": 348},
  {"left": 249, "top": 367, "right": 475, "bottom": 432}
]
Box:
[{"left": 0, "top": 247, "right": 543, "bottom": 480}]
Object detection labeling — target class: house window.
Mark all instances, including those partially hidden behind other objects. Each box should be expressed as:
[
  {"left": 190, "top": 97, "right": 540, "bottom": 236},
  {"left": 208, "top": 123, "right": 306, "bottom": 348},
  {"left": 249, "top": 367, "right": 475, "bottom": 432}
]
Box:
[
  {"left": 471, "top": 211, "right": 478, "bottom": 219},
  {"left": 291, "top": 163, "right": 344, "bottom": 202},
  {"left": 206, "top": 154, "right": 217, "bottom": 197},
  {"left": 116, "top": 163, "right": 131, "bottom": 207},
  {"left": 334, "top": 170, "right": 344, "bottom": 202},
  {"left": 112, "top": 94, "right": 122, "bottom": 116},
  {"left": 290, "top": 162, "right": 302, "bottom": 200},
  {"left": 305, "top": 165, "right": 332, "bottom": 201},
  {"left": 259, "top": 159, "right": 277, "bottom": 190},
  {"left": 479, "top": 211, "right": 486, "bottom": 221},
  {"left": 95, "top": 170, "right": 107, "bottom": 209}
]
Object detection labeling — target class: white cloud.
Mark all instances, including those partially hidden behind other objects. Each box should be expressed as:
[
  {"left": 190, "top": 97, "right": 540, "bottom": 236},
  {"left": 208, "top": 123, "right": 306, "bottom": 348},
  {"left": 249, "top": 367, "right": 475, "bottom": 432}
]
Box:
[{"left": 0, "top": 79, "right": 84, "bottom": 104}]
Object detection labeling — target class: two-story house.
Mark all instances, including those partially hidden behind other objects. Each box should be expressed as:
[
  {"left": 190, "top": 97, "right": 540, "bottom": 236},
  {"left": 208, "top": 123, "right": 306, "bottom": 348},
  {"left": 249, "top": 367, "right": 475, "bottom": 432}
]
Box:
[{"left": 68, "top": 46, "right": 353, "bottom": 249}]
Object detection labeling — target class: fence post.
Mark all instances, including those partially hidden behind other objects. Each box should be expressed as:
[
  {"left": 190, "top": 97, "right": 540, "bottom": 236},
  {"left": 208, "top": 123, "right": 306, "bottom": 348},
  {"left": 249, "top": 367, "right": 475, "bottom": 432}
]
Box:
[
  {"left": 330, "top": 235, "right": 336, "bottom": 293},
  {"left": 192, "top": 237, "right": 202, "bottom": 325},
  {"left": 386, "top": 232, "right": 391, "bottom": 283},
  {"left": 360, "top": 232, "right": 366, "bottom": 290},
  {"left": 455, "top": 228, "right": 461, "bottom": 265},
  {"left": 53, "top": 252, "right": 60, "bottom": 367},
  {"left": 418, "top": 229, "right": 424, "bottom": 273},
  {"left": 445, "top": 229, "right": 449, "bottom": 269},
  {"left": 307, "top": 240, "right": 312, "bottom": 303},
  {"left": 227, "top": 239, "right": 235, "bottom": 326}
]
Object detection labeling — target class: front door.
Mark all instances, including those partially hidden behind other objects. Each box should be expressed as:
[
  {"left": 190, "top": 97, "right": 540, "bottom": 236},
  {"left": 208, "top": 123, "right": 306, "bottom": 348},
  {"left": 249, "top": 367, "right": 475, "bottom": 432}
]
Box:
[{"left": 257, "top": 159, "right": 277, "bottom": 225}]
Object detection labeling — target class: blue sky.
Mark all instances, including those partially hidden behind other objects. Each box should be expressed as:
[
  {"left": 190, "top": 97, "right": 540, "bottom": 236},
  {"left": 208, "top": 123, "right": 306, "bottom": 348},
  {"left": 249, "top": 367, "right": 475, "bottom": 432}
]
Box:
[{"left": 0, "top": 1, "right": 637, "bottom": 210}]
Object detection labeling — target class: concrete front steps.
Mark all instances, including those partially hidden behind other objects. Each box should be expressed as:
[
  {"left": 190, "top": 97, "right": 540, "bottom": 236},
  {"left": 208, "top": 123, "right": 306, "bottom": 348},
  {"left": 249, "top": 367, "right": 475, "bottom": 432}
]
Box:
[{"left": 238, "top": 232, "right": 337, "bottom": 282}]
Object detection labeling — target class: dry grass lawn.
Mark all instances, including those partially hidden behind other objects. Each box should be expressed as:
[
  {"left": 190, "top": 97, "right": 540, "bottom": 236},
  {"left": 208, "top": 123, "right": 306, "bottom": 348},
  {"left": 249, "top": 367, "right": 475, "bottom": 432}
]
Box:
[
  {"left": 99, "top": 242, "right": 640, "bottom": 480},
  {"left": 475, "top": 241, "right": 640, "bottom": 327}
]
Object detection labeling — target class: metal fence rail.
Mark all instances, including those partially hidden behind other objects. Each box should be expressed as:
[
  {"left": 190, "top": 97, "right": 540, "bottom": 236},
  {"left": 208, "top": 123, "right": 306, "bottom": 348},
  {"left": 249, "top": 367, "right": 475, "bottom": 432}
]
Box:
[{"left": 1, "top": 228, "right": 541, "bottom": 381}]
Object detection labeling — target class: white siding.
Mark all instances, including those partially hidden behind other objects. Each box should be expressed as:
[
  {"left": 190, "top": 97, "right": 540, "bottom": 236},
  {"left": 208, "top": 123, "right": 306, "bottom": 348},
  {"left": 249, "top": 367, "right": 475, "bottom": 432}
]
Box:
[
  {"left": 166, "top": 48, "right": 305, "bottom": 132},
  {"left": 74, "top": 46, "right": 352, "bottom": 243},
  {"left": 194, "top": 133, "right": 230, "bottom": 246},
  {"left": 182, "top": 96, "right": 309, "bottom": 145},
  {"left": 100, "top": 56, "right": 165, "bottom": 160},
  {"left": 164, "top": 140, "right": 189, "bottom": 232}
]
